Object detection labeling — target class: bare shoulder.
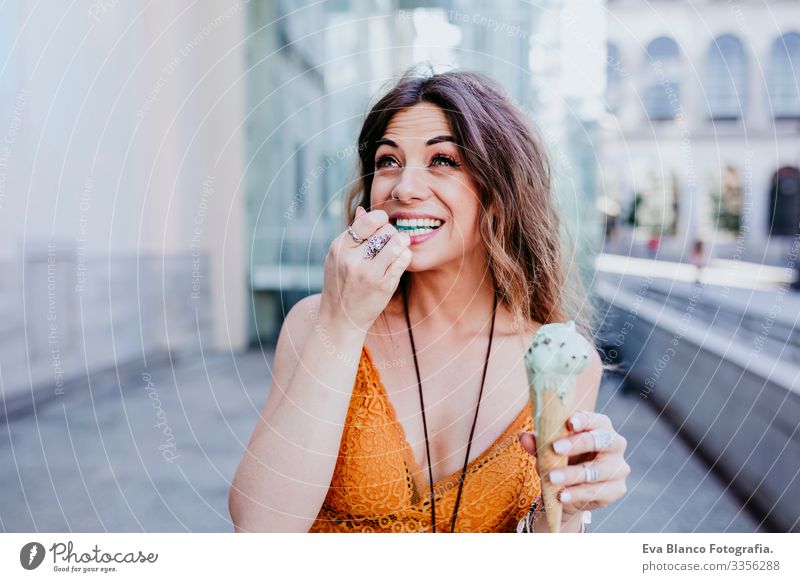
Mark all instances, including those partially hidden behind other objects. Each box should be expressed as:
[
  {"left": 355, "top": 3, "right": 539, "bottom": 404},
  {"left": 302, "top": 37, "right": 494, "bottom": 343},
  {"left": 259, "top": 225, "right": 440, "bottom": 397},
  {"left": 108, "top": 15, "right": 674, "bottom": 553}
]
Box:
[
  {"left": 275, "top": 292, "right": 322, "bottom": 370},
  {"left": 281, "top": 293, "right": 322, "bottom": 346},
  {"left": 261, "top": 293, "right": 322, "bottom": 422}
]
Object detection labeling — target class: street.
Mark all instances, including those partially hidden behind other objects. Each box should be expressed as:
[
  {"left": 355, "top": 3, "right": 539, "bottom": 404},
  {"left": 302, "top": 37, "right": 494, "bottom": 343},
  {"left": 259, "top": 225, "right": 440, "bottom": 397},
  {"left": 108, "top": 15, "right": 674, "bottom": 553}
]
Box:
[{"left": 0, "top": 347, "right": 764, "bottom": 532}]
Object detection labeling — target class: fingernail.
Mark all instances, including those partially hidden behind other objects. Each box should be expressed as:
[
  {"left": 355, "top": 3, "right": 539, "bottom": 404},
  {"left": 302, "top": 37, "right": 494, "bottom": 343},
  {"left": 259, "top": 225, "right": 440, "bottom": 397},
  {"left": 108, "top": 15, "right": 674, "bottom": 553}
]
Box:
[
  {"left": 559, "top": 490, "right": 572, "bottom": 502},
  {"left": 570, "top": 414, "right": 582, "bottom": 431},
  {"left": 549, "top": 470, "right": 565, "bottom": 484},
  {"left": 553, "top": 439, "right": 571, "bottom": 455}
]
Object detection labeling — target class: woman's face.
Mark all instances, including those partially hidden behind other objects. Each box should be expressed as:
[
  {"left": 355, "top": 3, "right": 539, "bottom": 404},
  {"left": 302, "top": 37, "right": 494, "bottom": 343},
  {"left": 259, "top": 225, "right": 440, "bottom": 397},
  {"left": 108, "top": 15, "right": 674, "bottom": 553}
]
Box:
[{"left": 370, "top": 102, "right": 483, "bottom": 272}]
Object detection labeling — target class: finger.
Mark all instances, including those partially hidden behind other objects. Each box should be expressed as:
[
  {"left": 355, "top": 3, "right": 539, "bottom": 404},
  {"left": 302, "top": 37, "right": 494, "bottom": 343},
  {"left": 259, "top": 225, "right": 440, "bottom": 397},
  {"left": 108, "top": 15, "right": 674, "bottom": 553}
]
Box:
[
  {"left": 384, "top": 247, "right": 412, "bottom": 281},
  {"left": 557, "top": 479, "right": 627, "bottom": 513},
  {"left": 356, "top": 205, "right": 366, "bottom": 218},
  {"left": 359, "top": 223, "right": 401, "bottom": 262},
  {"left": 567, "top": 410, "right": 613, "bottom": 433},
  {"left": 368, "top": 229, "right": 409, "bottom": 272},
  {"left": 552, "top": 429, "right": 626, "bottom": 457},
  {"left": 517, "top": 431, "right": 537, "bottom": 455},
  {"left": 546, "top": 456, "right": 630, "bottom": 487},
  {"left": 349, "top": 209, "right": 388, "bottom": 244}
]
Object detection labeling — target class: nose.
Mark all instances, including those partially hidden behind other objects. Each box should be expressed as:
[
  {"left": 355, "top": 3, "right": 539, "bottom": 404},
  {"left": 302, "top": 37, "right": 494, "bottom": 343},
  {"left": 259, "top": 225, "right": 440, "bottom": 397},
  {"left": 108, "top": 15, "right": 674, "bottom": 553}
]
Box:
[{"left": 391, "top": 164, "right": 432, "bottom": 203}]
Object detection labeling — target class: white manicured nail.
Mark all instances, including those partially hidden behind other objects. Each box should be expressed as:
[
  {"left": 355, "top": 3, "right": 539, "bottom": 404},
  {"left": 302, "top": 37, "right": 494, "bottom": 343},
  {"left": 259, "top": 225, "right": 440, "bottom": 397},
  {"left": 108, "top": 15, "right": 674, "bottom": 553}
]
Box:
[{"left": 553, "top": 439, "right": 571, "bottom": 455}]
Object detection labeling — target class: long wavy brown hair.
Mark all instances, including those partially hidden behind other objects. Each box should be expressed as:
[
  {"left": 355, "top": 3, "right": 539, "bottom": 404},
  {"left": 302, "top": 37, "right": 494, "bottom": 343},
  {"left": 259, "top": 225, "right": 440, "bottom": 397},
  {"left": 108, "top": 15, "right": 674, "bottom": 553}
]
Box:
[{"left": 344, "top": 67, "right": 593, "bottom": 340}]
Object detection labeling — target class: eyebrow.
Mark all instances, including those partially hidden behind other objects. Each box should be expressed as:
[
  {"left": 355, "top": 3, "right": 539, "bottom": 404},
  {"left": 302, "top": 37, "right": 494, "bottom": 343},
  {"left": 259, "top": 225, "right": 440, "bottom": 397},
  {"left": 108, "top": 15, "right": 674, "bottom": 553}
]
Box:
[{"left": 374, "top": 135, "right": 456, "bottom": 148}]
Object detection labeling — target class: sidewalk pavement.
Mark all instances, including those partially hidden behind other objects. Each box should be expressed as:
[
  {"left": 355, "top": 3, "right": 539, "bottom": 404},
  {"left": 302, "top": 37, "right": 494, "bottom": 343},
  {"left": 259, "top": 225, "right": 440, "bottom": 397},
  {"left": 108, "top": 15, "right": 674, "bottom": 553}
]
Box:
[
  {"left": 591, "top": 373, "right": 765, "bottom": 532},
  {"left": 0, "top": 348, "right": 764, "bottom": 532}
]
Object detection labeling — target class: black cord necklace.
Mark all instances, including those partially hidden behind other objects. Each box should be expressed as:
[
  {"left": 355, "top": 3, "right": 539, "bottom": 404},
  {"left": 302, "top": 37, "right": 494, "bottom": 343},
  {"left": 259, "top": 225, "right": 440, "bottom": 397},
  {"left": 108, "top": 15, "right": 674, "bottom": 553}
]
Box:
[{"left": 402, "top": 283, "right": 498, "bottom": 533}]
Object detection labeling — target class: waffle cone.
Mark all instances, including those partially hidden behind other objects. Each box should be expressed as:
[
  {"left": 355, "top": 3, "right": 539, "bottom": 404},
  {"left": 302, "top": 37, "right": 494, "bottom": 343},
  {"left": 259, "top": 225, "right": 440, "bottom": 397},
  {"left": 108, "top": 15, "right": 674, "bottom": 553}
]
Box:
[{"left": 532, "top": 387, "right": 575, "bottom": 533}]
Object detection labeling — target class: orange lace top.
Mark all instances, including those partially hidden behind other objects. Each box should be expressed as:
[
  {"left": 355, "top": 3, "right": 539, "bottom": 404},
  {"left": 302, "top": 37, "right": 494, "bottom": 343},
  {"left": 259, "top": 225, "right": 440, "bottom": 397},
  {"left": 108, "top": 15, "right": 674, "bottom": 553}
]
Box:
[{"left": 309, "top": 346, "right": 541, "bottom": 533}]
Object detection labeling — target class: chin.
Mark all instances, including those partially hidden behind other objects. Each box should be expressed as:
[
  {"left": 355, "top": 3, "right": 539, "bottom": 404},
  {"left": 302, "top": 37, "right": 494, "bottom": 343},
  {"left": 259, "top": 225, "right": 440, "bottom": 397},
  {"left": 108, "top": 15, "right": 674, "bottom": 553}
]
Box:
[
  {"left": 404, "top": 256, "right": 431, "bottom": 273},
  {"left": 404, "top": 252, "right": 452, "bottom": 273}
]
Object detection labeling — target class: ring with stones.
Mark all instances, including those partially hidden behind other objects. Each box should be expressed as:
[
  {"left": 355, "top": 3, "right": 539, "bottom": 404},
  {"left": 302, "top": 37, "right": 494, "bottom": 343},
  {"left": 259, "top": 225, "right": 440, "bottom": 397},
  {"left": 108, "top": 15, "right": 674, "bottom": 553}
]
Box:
[{"left": 362, "top": 233, "right": 391, "bottom": 260}]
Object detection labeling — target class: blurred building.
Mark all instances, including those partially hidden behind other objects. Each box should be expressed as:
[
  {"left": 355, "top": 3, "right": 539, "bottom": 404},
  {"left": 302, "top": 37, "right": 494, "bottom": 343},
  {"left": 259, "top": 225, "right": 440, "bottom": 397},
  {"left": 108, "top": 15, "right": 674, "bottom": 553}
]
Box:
[
  {"left": 0, "top": 0, "right": 610, "bottom": 403},
  {"left": 247, "top": 0, "right": 608, "bottom": 342},
  {"left": 0, "top": 1, "right": 248, "bottom": 408},
  {"left": 601, "top": 0, "right": 800, "bottom": 265}
]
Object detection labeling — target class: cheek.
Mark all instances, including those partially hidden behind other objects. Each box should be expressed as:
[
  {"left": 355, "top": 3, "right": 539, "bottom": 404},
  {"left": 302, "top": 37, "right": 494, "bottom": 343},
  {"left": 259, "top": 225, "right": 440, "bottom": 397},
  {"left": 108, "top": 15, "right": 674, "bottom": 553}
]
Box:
[
  {"left": 448, "top": 197, "right": 481, "bottom": 240},
  {"left": 369, "top": 179, "right": 392, "bottom": 209}
]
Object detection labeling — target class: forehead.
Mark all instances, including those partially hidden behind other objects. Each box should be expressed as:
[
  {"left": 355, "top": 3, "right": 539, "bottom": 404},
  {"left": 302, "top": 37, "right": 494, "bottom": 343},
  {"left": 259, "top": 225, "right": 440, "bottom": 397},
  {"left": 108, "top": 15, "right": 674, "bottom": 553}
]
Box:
[{"left": 382, "top": 102, "right": 452, "bottom": 141}]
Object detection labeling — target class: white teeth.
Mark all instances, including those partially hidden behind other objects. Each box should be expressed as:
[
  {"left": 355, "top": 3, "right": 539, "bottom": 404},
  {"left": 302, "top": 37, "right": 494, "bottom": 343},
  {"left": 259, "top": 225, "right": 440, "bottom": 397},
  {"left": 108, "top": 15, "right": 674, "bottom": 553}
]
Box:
[{"left": 394, "top": 218, "right": 443, "bottom": 227}]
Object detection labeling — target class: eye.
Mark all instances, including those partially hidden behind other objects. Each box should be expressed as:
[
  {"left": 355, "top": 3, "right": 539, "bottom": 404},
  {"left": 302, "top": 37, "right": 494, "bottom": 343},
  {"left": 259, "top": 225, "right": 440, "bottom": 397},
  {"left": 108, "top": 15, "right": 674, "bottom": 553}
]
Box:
[
  {"left": 430, "top": 153, "right": 461, "bottom": 168},
  {"left": 375, "top": 155, "right": 399, "bottom": 169}
]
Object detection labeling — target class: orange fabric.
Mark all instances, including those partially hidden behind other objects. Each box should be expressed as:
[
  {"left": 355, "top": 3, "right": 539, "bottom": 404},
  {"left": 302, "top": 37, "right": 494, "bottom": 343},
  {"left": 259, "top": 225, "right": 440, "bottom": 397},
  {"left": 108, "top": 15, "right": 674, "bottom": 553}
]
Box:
[{"left": 309, "top": 346, "right": 541, "bottom": 533}]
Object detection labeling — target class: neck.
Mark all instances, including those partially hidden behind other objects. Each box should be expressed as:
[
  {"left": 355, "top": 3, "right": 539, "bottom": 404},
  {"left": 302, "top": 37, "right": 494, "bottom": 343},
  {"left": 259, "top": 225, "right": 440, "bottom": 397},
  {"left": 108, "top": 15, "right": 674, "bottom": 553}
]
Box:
[{"left": 404, "top": 253, "right": 497, "bottom": 337}]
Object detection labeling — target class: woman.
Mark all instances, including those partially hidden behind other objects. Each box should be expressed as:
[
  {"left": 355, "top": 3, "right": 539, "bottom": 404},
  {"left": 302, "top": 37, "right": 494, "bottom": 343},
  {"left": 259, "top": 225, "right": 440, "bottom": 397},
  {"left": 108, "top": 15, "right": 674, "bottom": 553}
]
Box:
[{"left": 229, "top": 69, "right": 629, "bottom": 533}]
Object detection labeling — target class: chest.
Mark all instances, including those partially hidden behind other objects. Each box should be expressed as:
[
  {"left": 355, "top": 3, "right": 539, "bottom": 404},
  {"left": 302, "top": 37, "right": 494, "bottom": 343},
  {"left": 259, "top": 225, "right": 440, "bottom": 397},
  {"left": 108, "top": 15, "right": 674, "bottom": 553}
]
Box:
[{"left": 363, "top": 332, "right": 532, "bottom": 485}]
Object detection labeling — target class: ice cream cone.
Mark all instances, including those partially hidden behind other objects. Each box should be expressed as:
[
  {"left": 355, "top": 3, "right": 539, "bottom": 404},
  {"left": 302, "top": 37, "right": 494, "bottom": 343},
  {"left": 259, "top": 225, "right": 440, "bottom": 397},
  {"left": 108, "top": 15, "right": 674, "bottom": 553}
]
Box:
[
  {"left": 524, "top": 320, "right": 593, "bottom": 533},
  {"left": 531, "top": 384, "right": 574, "bottom": 532}
]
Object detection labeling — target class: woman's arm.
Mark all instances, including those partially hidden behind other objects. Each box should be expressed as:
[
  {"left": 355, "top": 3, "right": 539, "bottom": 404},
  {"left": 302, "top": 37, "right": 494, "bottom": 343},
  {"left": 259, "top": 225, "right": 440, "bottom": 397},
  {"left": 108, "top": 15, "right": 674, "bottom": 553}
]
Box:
[
  {"left": 228, "top": 294, "right": 366, "bottom": 532},
  {"left": 229, "top": 207, "right": 411, "bottom": 533}
]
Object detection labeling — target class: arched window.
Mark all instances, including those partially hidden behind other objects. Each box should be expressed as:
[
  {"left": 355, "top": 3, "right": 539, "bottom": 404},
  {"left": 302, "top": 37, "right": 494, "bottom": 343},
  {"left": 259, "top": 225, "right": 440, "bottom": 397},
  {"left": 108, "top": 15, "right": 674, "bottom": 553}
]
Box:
[
  {"left": 768, "top": 33, "right": 800, "bottom": 119},
  {"left": 769, "top": 167, "right": 800, "bottom": 236},
  {"left": 706, "top": 35, "right": 748, "bottom": 120},
  {"left": 643, "top": 36, "right": 681, "bottom": 120}
]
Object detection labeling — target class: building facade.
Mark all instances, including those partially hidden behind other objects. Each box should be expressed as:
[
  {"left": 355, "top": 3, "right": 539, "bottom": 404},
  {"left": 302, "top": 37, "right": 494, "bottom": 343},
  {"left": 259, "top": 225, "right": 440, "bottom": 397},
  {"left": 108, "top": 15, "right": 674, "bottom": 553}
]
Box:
[
  {"left": 0, "top": 1, "right": 248, "bottom": 403},
  {"left": 601, "top": 0, "right": 800, "bottom": 265}
]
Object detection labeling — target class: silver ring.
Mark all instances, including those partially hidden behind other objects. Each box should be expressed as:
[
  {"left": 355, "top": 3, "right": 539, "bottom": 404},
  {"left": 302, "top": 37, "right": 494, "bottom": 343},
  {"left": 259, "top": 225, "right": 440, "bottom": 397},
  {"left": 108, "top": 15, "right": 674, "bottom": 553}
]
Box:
[
  {"left": 590, "top": 429, "right": 615, "bottom": 452},
  {"left": 347, "top": 225, "right": 364, "bottom": 244},
  {"left": 362, "top": 233, "right": 391, "bottom": 259},
  {"left": 583, "top": 465, "right": 600, "bottom": 483}
]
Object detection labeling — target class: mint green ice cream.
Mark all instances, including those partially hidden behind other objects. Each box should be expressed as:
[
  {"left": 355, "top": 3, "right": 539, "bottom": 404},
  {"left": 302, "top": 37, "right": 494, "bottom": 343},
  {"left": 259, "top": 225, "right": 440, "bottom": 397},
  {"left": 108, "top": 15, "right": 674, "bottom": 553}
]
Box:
[{"left": 524, "top": 320, "right": 593, "bottom": 437}]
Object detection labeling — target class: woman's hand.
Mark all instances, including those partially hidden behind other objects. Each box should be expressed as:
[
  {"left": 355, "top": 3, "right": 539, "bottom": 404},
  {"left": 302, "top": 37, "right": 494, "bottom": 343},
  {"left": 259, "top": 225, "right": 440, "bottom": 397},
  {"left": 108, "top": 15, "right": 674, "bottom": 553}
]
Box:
[
  {"left": 519, "top": 410, "right": 630, "bottom": 520},
  {"left": 319, "top": 206, "right": 411, "bottom": 333}
]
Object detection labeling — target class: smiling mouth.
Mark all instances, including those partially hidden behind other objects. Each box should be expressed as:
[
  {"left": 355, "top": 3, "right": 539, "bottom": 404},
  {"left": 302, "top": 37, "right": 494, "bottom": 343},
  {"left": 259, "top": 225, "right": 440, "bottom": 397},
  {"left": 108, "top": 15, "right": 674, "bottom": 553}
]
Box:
[{"left": 392, "top": 217, "right": 444, "bottom": 237}]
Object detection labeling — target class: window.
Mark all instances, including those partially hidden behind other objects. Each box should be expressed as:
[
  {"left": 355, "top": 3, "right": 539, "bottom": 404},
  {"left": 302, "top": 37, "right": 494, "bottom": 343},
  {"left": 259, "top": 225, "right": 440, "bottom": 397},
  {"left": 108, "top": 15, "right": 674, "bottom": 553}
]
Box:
[
  {"left": 708, "top": 165, "right": 743, "bottom": 235},
  {"left": 706, "top": 35, "right": 748, "bottom": 120},
  {"left": 768, "top": 33, "right": 800, "bottom": 119},
  {"left": 643, "top": 36, "right": 681, "bottom": 120}
]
